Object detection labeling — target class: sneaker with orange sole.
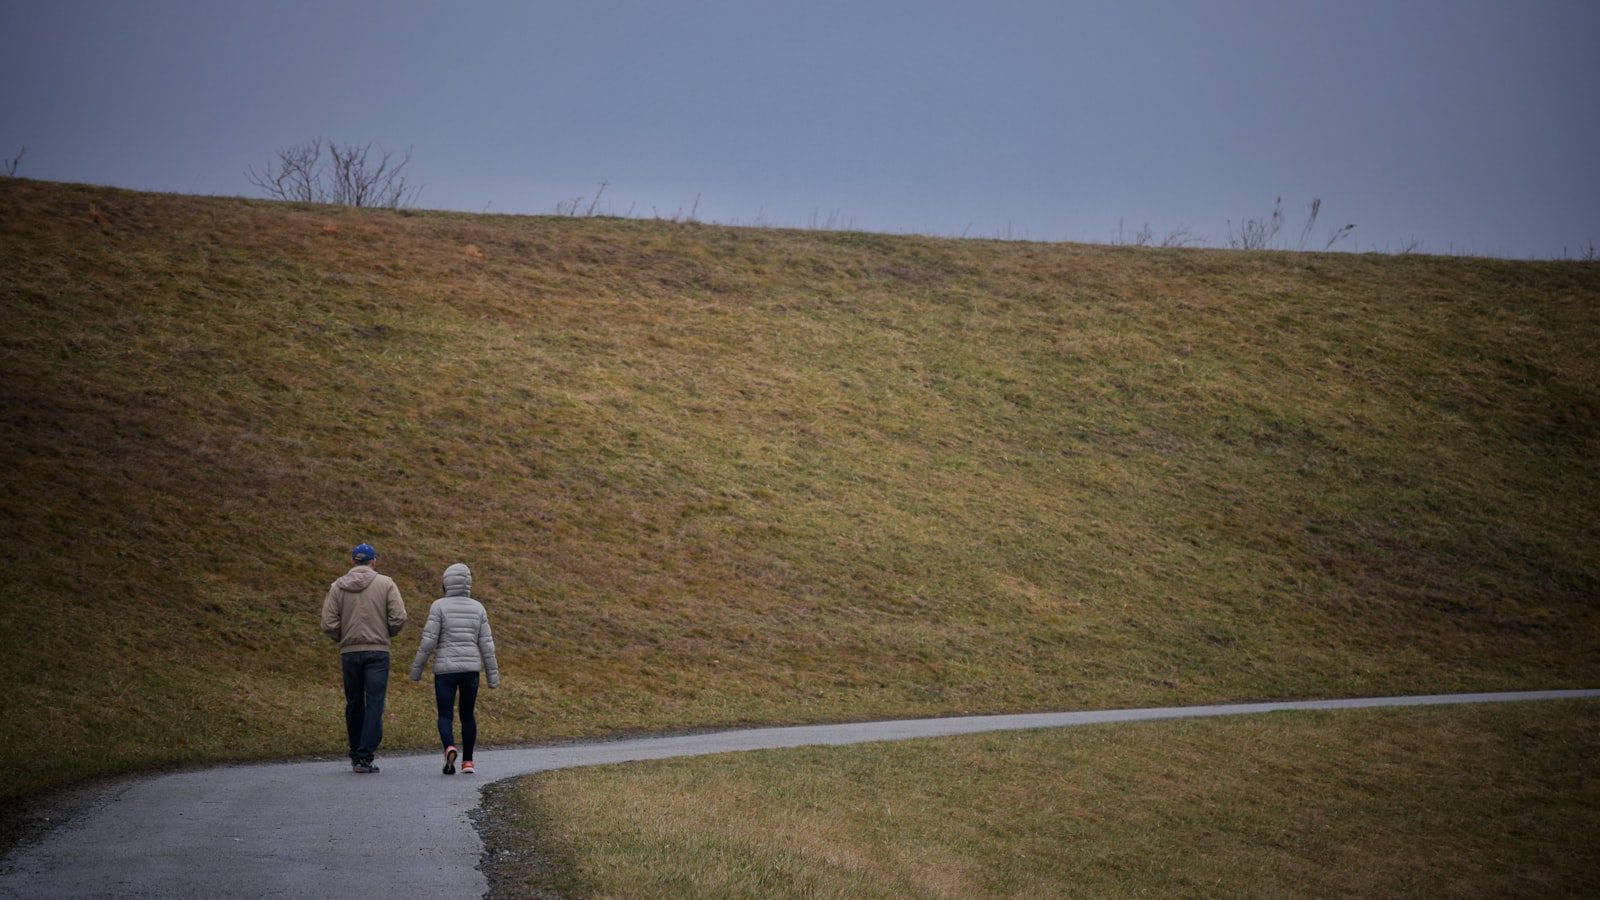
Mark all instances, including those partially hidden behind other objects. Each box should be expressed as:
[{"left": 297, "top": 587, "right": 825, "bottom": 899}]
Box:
[{"left": 461, "top": 760, "right": 475, "bottom": 774}]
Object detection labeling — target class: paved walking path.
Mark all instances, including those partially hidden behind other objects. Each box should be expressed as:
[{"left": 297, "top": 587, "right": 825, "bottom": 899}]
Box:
[{"left": 3, "top": 689, "right": 1595, "bottom": 898}]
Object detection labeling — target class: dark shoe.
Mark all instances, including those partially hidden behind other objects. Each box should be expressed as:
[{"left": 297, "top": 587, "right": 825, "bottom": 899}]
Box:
[
  {"left": 353, "top": 761, "right": 380, "bottom": 774},
  {"left": 443, "top": 746, "right": 458, "bottom": 775}
]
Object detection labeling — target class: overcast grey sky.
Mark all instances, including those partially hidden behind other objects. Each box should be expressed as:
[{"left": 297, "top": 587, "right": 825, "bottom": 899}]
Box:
[{"left": 3, "top": 0, "right": 1596, "bottom": 257}]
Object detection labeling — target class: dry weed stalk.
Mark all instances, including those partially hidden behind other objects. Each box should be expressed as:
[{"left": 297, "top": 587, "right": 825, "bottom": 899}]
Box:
[{"left": 1226, "top": 197, "right": 1354, "bottom": 252}]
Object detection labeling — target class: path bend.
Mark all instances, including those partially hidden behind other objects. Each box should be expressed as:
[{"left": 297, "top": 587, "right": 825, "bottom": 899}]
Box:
[{"left": 3, "top": 689, "right": 1595, "bottom": 898}]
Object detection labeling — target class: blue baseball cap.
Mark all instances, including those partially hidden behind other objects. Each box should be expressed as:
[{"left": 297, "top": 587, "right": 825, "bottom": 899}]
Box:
[{"left": 352, "top": 543, "right": 376, "bottom": 563}]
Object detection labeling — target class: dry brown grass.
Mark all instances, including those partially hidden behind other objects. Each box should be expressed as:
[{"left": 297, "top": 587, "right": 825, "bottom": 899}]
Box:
[
  {"left": 1, "top": 178, "right": 1598, "bottom": 801},
  {"left": 497, "top": 700, "right": 1600, "bottom": 898}
]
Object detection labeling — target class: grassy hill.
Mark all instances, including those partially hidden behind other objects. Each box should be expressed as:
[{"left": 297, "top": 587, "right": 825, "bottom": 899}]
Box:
[{"left": 2, "top": 178, "right": 1597, "bottom": 801}]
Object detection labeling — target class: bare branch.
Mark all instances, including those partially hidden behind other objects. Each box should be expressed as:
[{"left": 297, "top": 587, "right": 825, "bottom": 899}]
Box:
[
  {"left": 247, "top": 139, "right": 325, "bottom": 203},
  {"left": 247, "top": 139, "right": 418, "bottom": 208},
  {"left": 1159, "top": 224, "right": 1200, "bottom": 248},
  {"left": 584, "top": 180, "right": 609, "bottom": 216},
  {"left": 2, "top": 147, "right": 24, "bottom": 178}
]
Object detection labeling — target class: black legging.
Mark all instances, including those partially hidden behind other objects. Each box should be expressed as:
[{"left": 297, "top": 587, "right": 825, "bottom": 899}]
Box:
[{"left": 434, "top": 671, "right": 481, "bottom": 760}]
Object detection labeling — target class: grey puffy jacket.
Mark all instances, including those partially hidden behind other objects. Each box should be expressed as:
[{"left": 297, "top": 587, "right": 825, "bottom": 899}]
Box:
[{"left": 409, "top": 563, "right": 500, "bottom": 687}]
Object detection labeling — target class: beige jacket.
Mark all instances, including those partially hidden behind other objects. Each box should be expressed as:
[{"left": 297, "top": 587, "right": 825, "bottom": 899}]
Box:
[{"left": 321, "top": 565, "right": 407, "bottom": 653}]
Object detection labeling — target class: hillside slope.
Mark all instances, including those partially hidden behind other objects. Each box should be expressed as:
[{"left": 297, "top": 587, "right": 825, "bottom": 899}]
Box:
[{"left": 2, "top": 179, "right": 1597, "bottom": 799}]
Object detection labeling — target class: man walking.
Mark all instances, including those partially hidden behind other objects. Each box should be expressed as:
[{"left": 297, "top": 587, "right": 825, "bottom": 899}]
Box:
[{"left": 321, "top": 543, "right": 407, "bottom": 773}]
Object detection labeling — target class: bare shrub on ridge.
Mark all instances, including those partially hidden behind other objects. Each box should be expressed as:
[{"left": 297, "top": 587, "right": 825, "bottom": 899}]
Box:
[{"left": 247, "top": 139, "right": 420, "bottom": 209}]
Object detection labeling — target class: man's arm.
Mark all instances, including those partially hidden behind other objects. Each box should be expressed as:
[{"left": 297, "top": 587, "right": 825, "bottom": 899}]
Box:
[
  {"left": 386, "top": 580, "right": 407, "bottom": 636},
  {"left": 320, "top": 585, "right": 342, "bottom": 643}
]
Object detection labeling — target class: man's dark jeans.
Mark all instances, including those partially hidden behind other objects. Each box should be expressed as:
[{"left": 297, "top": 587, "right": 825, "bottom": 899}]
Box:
[{"left": 341, "top": 651, "right": 390, "bottom": 763}]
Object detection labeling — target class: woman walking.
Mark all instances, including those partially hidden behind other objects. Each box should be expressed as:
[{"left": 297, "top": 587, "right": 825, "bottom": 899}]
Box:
[{"left": 410, "top": 563, "right": 500, "bottom": 774}]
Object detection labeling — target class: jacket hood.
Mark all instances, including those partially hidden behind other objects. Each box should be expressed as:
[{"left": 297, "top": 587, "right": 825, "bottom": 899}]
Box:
[
  {"left": 336, "top": 565, "right": 379, "bottom": 592},
  {"left": 443, "top": 563, "right": 472, "bottom": 597}
]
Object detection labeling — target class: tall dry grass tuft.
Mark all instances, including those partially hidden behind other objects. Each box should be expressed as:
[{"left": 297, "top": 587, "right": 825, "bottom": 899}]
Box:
[{"left": 1226, "top": 196, "right": 1354, "bottom": 251}]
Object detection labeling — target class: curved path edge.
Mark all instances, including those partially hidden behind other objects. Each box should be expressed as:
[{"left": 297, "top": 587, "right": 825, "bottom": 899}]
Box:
[{"left": 5, "top": 689, "right": 1596, "bottom": 898}]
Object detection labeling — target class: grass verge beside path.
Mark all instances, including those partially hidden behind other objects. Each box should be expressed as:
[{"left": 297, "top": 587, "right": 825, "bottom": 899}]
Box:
[{"left": 487, "top": 700, "right": 1600, "bottom": 898}]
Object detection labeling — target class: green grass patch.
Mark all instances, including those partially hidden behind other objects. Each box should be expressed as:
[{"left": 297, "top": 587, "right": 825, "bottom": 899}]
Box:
[
  {"left": 2, "top": 178, "right": 1598, "bottom": 801},
  {"left": 492, "top": 700, "right": 1600, "bottom": 898}
]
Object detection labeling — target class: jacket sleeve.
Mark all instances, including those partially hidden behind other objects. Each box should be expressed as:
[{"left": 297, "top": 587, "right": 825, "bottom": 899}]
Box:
[
  {"left": 410, "top": 602, "right": 442, "bottom": 681},
  {"left": 320, "top": 585, "right": 342, "bottom": 642},
  {"left": 478, "top": 610, "right": 500, "bottom": 688},
  {"left": 386, "top": 580, "right": 407, "bottom": 637}
]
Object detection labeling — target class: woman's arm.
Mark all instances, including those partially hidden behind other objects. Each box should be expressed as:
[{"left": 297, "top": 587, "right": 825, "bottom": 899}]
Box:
[
  {"left": 477, "top": 609, "right": 500, "bottom": 688},
  {"left": 409, "top": 602, "right": 443, "bottom": 680}
]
